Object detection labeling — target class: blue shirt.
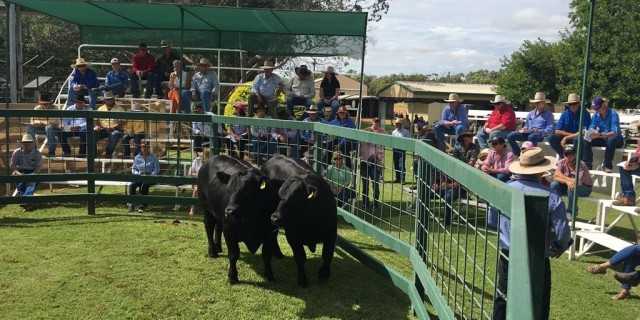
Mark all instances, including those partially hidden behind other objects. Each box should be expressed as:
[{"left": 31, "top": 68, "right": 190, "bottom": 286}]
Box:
[
  {"left": 555, "top": 108, "right": 591, "bottom": 133},
  {"left": 300, "top": 116, "right": 325, "bottom": 143},
  {"left": 492, "top": 176, "right": 572, "bottom": 257},
  {"left": 105, "top": 70, "right": 129, "bottom": 88},
  {"left": 131, "top": 153, "right": 159, "bottom": 175},
  {"left": 589, "top": 108, "right": 622, "bottom": 137},
  {"left": 524, "top": 108, "right": 555, "bottom": 136},
  {"left": 440, "top": 104, "right": 468, "bottom": 128},
  {"left": 251, "top": 73, "right": 285, "bottom": 99},
  {"left": 70, "top": 68, "right": 100, "bottom": 89},
  {"left": 62, "top": 105, "right": 93, "bottom": 130},
  {"left": 328, "top": 117, "right": 356, "bottom": 146},
  {"left": 191, "top": 71, "right": 220, "bottom": 95}
]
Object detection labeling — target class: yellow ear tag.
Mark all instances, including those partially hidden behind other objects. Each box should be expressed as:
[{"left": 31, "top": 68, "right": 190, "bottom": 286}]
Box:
[
  {"left": 308, "top": 191, "right": 315, "bottom": 199},
  {"left": 260, "top": 181, "right": 266, "bottom": 190}
]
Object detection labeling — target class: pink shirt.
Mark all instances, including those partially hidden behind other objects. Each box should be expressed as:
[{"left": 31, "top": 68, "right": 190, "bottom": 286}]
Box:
[
  {"left": 360, "top": 127, "right": 386, "bottom": 163},
  {"left": 556, "top": 158, "right": 593, "bottom": 186},
  {"left": 481, "top": 148, "right": 516, "bottom": 174}
]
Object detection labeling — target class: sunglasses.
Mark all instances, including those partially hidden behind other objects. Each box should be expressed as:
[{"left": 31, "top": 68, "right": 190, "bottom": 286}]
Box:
[
  {"left": 564, "top": 152, "right": 575, "bottom": 156},
  {"left": 491, "top": 142, "right": 501, "bottom": 146}
]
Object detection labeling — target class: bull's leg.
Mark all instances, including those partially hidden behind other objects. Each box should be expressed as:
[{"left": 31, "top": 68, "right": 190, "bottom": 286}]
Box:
[
  {"left": 269, "top": 231, "right": 284, "bottom": 259},
  {"left": 224, "top": 231, "right": 241, "bottom": 285},
  {"left": 261, "top": 239, "right": 275, "bottom": 282},
  {"left": 318, "top": 235, "right": 336, "bottom": 280},
  {"left": 214, "top": 223, "right": 223, "bottom": 253},
  {"left": 203, "top": 212, "right": 219, "bottom": 258},
  {"left": 287, "top": 235, "right": 308, "bottom": 287}
]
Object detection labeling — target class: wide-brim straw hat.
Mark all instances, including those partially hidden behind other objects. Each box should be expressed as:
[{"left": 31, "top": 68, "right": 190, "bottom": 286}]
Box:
[
  {"left": 563, "top": 93, "right": 581, "bottom": 105},
  {"left": 444, "top": 93, "right": 463, "bottom": 103},
  {"left": 101, "top": 91, "right": 115, "bottom": 100},
  {"left": 630, "top": 119, "right": 640, "bottom": 129},
  {"left": 198, "top": 58, "right": 211, "bottom": 66},
  {"left": 478, "top": 148, "right": 490, "bottom": 161},
  {"left": 21, "top": 134, "right": 34, "bottom": 143},
  {"left": 71, "top": 58, "right": 92, "bottom": 68},
  {"left": 529, "top": 92, "right": 551, "bottom": 104},
  {"left": 490, "top": 95, "right": 509, "bottom": 104},
  {"left": 508, "top": 147, "right": 557, "bottom": 175},
  {"left": 307, "top": 105, "right": 319, "bottom": 113},
  {"left": 261, "top": 61, "right": 275, "bottom": 69}
]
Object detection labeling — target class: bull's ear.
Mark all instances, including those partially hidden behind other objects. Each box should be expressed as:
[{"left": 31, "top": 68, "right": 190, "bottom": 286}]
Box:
[
  {"left": 216, "top": 171, "right": 231, "bottom": 184},
  {"left": 306, "top": 185, "right": 318, "bottom": 199}
]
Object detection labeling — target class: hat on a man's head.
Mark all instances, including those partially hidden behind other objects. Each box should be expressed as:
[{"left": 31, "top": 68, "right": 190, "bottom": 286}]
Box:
[
  {"left": 37, "top": 93, "right": 51, "bottom": 104},
  {"left": 192, "top": 103, "right": 204, "bottom": 112},
  {"left": 563, "top": 93, "right": 581, "bottom": 105},
  {"left": 261, "top": 60, "right": 275, "bottom": 70},
  {"left": 307, "top": 105, "right": 319, "bottom": 113},
  {"left": 160, "top": 40, "right": 170, "bottom": 48},
  {"left": 102, "top": 91, "right": 115, "bottom": 100},
  {"left": 298, "top": 65, "right": 311, "bottom": 76},
  {"left": 198, "top": 58, "right": 211, "bottom": 66},
  {"left": 131, "top": 103, "right": 144, "bottom": 112},
  {"left": 394, "top": 117, "right": 403, "bottom": 125},
  {"left": 325, "top": 66, "right": 335, "bottom": 74},
  {"left": 444, "top": 93, "right": 463, "bottom": 103},
  {"left": 490, "top": 95, "right": 509, "bottom": 104},
  {"left": 509, "top": 147, "right": 557, "bottom": 175},
  {"left": 138, "top": 42, "right": 148, "bottom": 48},
  {"left": 233, "top": 103, "right": 246, "bottom": 111},
  {"left": 75, "top": 94, "right": 87, "bottom": 103},
  {"left": 591, "top": 97, "right": 606, "bottom": 110},
  {"left": 21, "top": 134, "right": 34, "bottom": 143},
  {"left": 490, "top": 136, "right": 506, "bottom": 145},
  {"left": 529, "top": 92, "right": 551, "bottom": 104},
  {"left": 71, "top": 58, "right": 91, "bottom": 68},
  {"left": 456, "top": 130, "right": 474, "bottom": 143},
  {"left": 563, "top": 145, "right": 576, "bottom": 156}
]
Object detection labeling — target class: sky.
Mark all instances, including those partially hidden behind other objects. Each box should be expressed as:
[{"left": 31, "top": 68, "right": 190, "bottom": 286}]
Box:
[{"left": 359, "top": 0, "right": 573, "bottom": 76}]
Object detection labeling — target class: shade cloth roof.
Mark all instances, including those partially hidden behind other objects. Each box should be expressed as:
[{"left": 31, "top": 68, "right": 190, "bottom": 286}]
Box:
[{"left": 6, "top": 0, "right": 368, "bottom": 57}]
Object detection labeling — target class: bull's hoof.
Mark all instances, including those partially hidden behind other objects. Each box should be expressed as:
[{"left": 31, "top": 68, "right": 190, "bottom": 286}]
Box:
[
  {"left": 216, "top": 245, "right": 223, "bottom": 253},
  {"left": 264, "top": 273, "right": 275, "bottom": 282},
  {"left": 318, "top": 266, "right": 331, "bottom": 280},
  {"left": 227, "top": 277, "right": 239, "bottom": 285},
  {"left": 297, "top": 274, "right": 309, "bottom": 288},
  {"left": 208, "top": 250, "right": 220, "bottom": 258}
]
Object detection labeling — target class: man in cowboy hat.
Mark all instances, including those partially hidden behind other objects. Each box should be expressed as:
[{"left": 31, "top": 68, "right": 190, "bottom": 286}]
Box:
[
  {"left": 611, "top": 120, "right": 640, "bottom": 209},
  {"left": 93, "top": 91, "right": 126, "bottom": 158},
  {"left": 476, "top": 95, "right": 517, "bottom": 149},
  {"left": 155, "top": 40, "right": 180, "bottom": 98},
  {"left": 100, "top": 58, "right": 129, "bottom": 98},
  {"left": 391, "top": 117, "right": 410, "bottom": 183},
  {"left": 317, "top": 66, "right": 341, "bottom": 121},
  {"left": 506, "top": 92, "right": 555, "bottom": 157},
  {"left": 250, "top": 102, "right": 275, "bottom": 164},
  {"left": 285, "top": 65, "right": 315, "bottom": 115},
  {"left": 67, "top": 57, "right": 100, "bottom": 108},
  {"left": 300, "top": 105, "right": 325, "bottom": 156},
  {"left": 190, "top": 58, "right": 220, "bottom": 113},
  {"left": 27, "top": 93, "right": 58, "bottom": 154},
  {"left": 435, "top": 93, "right": 468, "bottom": 148},
  {"left": 248, "top": 60, "right": 285, "bottom": 117},
  {"left": 547, "top": 93, "right": 591, "bottom": 158},
  {"left": 489, "top": 147, "right": 572, "bottom": 320},
  {"left": 481, "top": 136, "right": 515, "bottom": 182},
  {"left": 60, "top": 94, "right": 93, "bottom": 157},
  {"left": 551, "top": 145, "right": 593, "bottom": 220},
  {"left": 131, "top": 42, "right": 157, "bottom": 99},
  {"left": 574, "top": 97, "right": 623, "bottom": 172},
  {"left": 10, "top": 134, "right": 43, "bottom": 210}
]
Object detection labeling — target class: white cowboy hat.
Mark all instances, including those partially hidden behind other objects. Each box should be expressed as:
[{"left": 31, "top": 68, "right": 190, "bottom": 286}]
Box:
[
  {"left": 325, "top": 66, "right": 335, "bottom": 73},
  {"left": 394, "top": 118, "right": 404, "bottom": 124},
  {"left": 198, "top": 58, "right": 211, "bottom": 66},
  {"left": 160, "top": 40, "right": 170, "bottom": 48},
  {"left": 21, "top": 134, "right": 34, "bottom": 143},
  {"left": 508, "top": 147, "right": 557, "bottom": 175},
  {"left": 478, "top": 148, "right": 490, "bottom": 161},
  {"left": 71, "top": 58, "right": 92, "bottom": 68},
  {"left": 563, "top": 93, "right": 581, "bottom": 105},
  {"left": 101, "top": 91, "right": 115, "bottom": 100},
  {"left": 307, "top": 105, "right": 319, "bottom": 113},
  {"left": 131, "top": 103, "right": 144, "bottom": 112},
  {"left": 261, "top": 61, "right": 275, "bottom": 69},
  {"left": 490, "top": 95, "right": 509, "bottom": 104},
  {"left": 529, "top": 92, "right": 551, "bottom": 104},
  {"left": 444, "top": 93, "right": 463, "bottom": 103}
]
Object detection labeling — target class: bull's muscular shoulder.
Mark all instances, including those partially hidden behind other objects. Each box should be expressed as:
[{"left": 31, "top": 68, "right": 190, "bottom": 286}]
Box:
[
  {"left": 262, "top": 155, "right": 312, "bottom": 178},
  {"left": 210, "top": 155, "right": 253, "bottom": 175}
]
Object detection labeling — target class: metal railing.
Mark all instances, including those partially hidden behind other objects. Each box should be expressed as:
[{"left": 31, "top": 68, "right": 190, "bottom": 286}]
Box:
[{"left": 0, "top": 109, "right": 549, "bottom": 319}]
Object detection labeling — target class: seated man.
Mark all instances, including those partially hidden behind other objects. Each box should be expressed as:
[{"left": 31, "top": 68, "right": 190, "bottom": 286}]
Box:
[
  {"left": 67, "top": 58, "right": 99, "bottom": 108},
  {"left": 127, "top": 141, "right": 159, "bottom": 213},
  {"left": 481, "top": 136, "right": 515, "bottom": 182},
  {"left": 326, "top": 152, "right": 354, "bottom": 207},
  {"left": 10, "top": 134, "right": 43, "bottom": 211},
  {"left": 192, "top": 103, "right": 212, "bottom": 154},
  {"left": 250, "top": 102, "right": 274, "bottom": 163},
  {"left": 551, "top": 146, "right": 593, "bottom": 220},
  {"left": 93, "top": 91, "right": 125, "bottom": 158},
  {"left": 247, "top": 61, "right": 285, "bottom": 117},
  {"left": 99, "top": 58, "right": 129, "bottom": 97},
  {"left": 548, "top": 93, "right": 591, "bottom": 158},
  {"left": 316, "top": 66, "right": 341, "bottom": 122},
  {"left": 154, "top": 40, "right": 180, "bottom": 98},
  {"left": 190, "top": 58, "right": 219, "bottom": 112},
  {"left": 574, "top": 97, "right": 623, "bottom": 172},
  {"left": 59, "top": 94, "right": 93, "bottom": 157},
  {"left": 27, "top": 93, "right": 57, "bottom": 155},
  {"left": 299, "top": 105, "right": 325, "bottom": 157},
  {"left": 285, "top": 65, "right": 315, "bottom": 115},
  {"left": 476, "top": 95, "right": 517, "bottom": 148},
  {"left": 326, "top": 105, "right": 356, "bottom": 169},
  {"left": 611, "top": 134, "right": 640, "bottom": 209},
  {"left": 507, "top": 92, "right": 554, "bottom": 157},
  {"left": 270, "top": 107, "right": 299, "bottom": 158},
  {"left": 131, "top": 42, "right": 156, "bottom": 99},
  {"left": 435, "top": 93, "right": 468, "bottom": 148},
  {"left": 122, "top": 103, "right": 146, "bottom": 158}
]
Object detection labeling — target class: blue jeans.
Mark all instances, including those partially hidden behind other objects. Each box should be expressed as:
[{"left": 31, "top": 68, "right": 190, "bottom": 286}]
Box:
[
  {"left": 547, "top": 134, "right": 568, "bottom": 158},
  {"left": 180, "top": 90, "right": 192, "bottom": 114},
  {"left": 286, "top": 97, "right": 311, "bottom": 116},
  {"left": 360, "top": 160, "right": 382, "bottom": 207},
  {"left": 95, "top": 129, "right": 123, "bottom": 157},
  {"left": 476, "top": 129, "right": 510, "bottom": 149},
  {"left": 66, "top": 87, "right": 98, "bottom": 108},
  {"left": 251, "top": 137, "right": 275, "bottom": 160},
  {"left": 99, "top": 83, "right": 126, "bottom": 97},
  {"left": 317, "top": 99, "right": 339, "bottom": 122},
  {"left": 131, "top": 73, "right": 156, "bottom": 98},
  {"left": 60, "top": 130, "right": 87, "bottom": 155},
  {"left": 619, "top": 166, "right": 640, "bottom": 200},
  {"left": 574, "top": 135, "right": 623, "bottom": 169},
  {"left": 15, "top": 169, "right": 37, "bottom": 197},
  {"left": 44, "top": 124, "right": 61, "bottom": 154},
  {"left": 440, "top": 188, "right": 460, "bottom": 225},
  {"left": 550, "top": 181, "right": 592, "bottom": 216},
  {"left": 192, "top": 90, "right": 212, "bottom": 112},
  {"left": 507, "top": 131, "right": 544, "bottom": 156},
  {"left": 609, "top": 244, "right": 640, "bottom": 290},
  {"left": 435, "top": 123, "right": 466, "bottom": 145},
  {"left": 122, "top": 133, "right": 145, "bottom": 157},
  {"left": 393, "top": 149, "right": 406, "bottom": 182}
]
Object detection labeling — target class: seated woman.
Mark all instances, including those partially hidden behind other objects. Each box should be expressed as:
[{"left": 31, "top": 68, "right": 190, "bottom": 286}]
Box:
[
  {"left": 127, "top": 141, "right": 159, "bottom": 213},
  {"left": 168, "top": 60, "right": 192, "bottom": 113},
  {"left": 326, "top": 152, "right": 354, "bottom": 207},
  {"left": 586, "top": 241, "right": 640, "bottom": 300}
]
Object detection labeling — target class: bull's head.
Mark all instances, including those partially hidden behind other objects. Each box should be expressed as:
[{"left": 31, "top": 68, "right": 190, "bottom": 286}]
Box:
[{"left": 271, "top": 174, "right": 318, "bottom": 227}]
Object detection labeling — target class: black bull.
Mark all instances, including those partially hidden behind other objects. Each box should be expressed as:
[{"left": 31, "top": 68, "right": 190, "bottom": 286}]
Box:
[
  {"left": 261, "top": 155, "right": 338, "bottom": 287},
  {"left": 197, "top": 155, "right": 283, "bottom": 284}
]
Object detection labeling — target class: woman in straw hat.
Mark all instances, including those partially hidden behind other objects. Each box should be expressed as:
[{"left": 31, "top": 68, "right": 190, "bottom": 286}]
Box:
[
  {"left": 317, "top": 66, "right": 341, "bottom": 121},
  {"left": 68, "top": 57, "right": 100, "bottom": 109},
  {"left": 490, "top": 147, "right": 572, "bottom": 320}
]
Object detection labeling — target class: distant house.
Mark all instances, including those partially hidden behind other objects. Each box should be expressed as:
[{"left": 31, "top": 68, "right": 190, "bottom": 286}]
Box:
[{"left": 377, "top": 81, "right": 496, "bottom": 122}]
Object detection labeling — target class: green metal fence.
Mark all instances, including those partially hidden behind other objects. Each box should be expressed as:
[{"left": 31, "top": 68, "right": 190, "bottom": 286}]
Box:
[{"left": 0, "top": 108, "right": 549, "bottom": 319}]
